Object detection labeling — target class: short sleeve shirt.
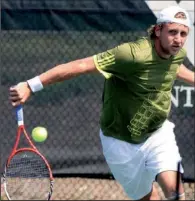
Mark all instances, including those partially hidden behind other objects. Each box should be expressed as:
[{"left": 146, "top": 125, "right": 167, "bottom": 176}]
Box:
[{"left": 93, "top": 37, "right": 186, "bottom": 143}]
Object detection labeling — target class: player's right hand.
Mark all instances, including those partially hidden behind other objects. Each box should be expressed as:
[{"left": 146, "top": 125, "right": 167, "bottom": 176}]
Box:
[{"left": 9, "top": 82, "right": 32, "bottom": 106}]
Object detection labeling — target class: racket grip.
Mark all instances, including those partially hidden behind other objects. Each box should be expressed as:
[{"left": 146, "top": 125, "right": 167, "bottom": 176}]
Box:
[{"left": 16, "top": 105, "right": 24, "bottom": 126}]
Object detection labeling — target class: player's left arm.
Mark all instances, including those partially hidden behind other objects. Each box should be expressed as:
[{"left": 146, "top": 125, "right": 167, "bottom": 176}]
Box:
[{"left": 176, "top": 64, "right": 195, "bottom": 86}]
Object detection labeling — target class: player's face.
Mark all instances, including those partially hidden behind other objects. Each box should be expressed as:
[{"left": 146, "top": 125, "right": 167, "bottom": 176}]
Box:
[{"left": 158, "top": 23, "right": 189, "bottom": 57}]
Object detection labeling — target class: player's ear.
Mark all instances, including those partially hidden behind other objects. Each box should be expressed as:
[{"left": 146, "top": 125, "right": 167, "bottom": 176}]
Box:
[{"left": 155, "top": 24, "right": 161, "bottom": 37}]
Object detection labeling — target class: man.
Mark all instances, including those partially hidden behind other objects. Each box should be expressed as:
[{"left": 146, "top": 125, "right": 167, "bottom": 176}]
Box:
[{"left": 9, "top": 6, "right": 194, "bottom": 200}]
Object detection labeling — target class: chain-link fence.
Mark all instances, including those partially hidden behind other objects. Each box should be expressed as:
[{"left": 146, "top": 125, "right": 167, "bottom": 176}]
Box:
[
  {"left": 1, "top": 28, "right": 194, "bottom": 200},
  {"left": 1, "top": 0, "right": 194, "bottom": 200}
]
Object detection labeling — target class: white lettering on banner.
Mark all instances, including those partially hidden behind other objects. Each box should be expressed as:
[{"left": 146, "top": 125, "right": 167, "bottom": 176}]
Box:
[
  {"left": 145, "top": 0, "right": 194, "bottom": 65},
  {"left": 171, "top": 85, "right": 194, "bottom": 107}
]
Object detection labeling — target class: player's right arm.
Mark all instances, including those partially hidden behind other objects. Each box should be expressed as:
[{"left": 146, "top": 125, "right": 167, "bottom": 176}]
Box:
[
  {"left": 10, "top": 56, "right": 98, "bottom": 106},
  {"left": 10, "top": 42, "right": 135, "bottom": 106}
]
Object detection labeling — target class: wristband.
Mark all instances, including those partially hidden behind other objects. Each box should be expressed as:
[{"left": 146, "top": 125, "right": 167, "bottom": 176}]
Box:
[{"left": 27, "top": 76, "right": 43, "bottom": 93}]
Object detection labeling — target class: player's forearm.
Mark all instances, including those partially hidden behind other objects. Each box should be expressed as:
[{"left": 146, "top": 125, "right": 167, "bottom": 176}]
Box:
[
  {"left": 27, "top": 56, "right": 97, "bottom": 93},
  {"left": 39, "top": 56, "right": 97, "bottom": 86},
  {"left": 177, "top": 64, "right": 195, "bottom": 86},
  {"left": 39, "top": 62, "right": 85, "bottom": 86},
  {"left": 9, "top": 56, "right": 98, "bottom": 106}
]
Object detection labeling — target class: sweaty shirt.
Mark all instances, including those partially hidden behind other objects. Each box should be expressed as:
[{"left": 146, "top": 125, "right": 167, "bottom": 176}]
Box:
[{"left": 93, "top": 37, "right": 186, "bottom": 144}]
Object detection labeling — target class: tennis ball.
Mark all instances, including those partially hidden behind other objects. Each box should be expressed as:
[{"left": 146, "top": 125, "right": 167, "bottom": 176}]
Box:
[{"left": 32, "top": 126, "right": 48, "bottom": 142}]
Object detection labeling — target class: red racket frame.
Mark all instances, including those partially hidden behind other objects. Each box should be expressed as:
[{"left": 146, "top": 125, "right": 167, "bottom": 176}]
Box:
[{"left": 4, "top": 124, "right": 54, "bottom": 200}]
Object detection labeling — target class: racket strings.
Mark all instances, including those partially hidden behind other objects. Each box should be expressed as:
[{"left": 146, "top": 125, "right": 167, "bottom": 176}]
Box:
[{"left": 5, "top": 152, "right": 52, "bottom": 200}]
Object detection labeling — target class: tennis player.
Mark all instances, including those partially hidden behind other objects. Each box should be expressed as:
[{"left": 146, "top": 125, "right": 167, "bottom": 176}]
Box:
[{"left": 9, "top": 6, "right": 194, "bottom": 200}]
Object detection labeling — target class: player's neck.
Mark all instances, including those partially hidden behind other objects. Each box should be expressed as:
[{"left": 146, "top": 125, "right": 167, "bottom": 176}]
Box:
[{"left": 154, "top": 39, "right": 171, "bottom": 60}]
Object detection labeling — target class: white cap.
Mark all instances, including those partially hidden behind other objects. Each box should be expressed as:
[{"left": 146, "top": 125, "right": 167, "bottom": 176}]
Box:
[{"left": 156, "top": 6, "right": 191, "bottom": 28}]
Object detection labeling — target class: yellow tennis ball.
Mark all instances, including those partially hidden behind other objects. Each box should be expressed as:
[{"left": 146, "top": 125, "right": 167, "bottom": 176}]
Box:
[{"left": 32, "top": 126, "right": 48, "bottom": 142}]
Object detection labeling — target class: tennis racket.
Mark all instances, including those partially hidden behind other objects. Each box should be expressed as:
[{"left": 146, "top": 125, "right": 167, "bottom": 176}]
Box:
[{"left": 3, "top": 105, "right": 54, "bottom": 200}]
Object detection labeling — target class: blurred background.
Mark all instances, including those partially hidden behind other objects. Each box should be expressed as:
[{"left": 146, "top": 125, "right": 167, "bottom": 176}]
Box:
[{"left": 1, "top": 0, "right": 194, "bottom": 200}]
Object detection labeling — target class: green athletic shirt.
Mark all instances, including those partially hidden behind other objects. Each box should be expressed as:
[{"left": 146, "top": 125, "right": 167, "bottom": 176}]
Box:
[{"left": 93, "top": 37, "right": 186, "bottom": 144}]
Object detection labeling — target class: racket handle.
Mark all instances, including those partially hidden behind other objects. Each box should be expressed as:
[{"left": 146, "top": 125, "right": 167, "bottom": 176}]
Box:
[{"left": 16, "top": 105, "right": 24, "bottom": 126}]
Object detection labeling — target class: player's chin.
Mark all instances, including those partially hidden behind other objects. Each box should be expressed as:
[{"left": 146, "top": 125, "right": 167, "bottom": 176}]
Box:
[
  {"left": 170, "top": 47, "right": 181, "bottom": 55},
  {"left": 170, "top": 50, "right": 180, "bottom": 56}
]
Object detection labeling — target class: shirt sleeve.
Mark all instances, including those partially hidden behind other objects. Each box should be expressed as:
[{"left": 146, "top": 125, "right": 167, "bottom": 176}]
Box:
[{"left": 93, "top": 42, "right": 136, "bottom": 79}]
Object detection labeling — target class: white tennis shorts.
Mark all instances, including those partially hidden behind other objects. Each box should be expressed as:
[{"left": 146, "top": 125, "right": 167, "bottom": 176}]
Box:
[{"left": 100, "top": 120, "right": 183, "bottom": 200}]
